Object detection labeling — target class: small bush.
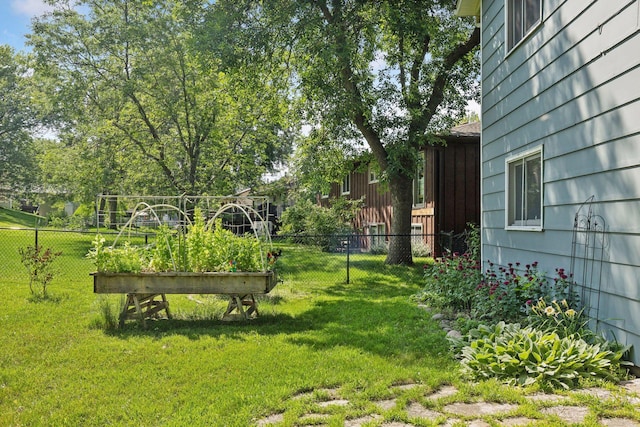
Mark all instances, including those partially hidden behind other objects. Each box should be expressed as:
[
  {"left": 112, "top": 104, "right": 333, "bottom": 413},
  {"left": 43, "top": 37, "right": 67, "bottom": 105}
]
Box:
[
  {"left": 279, "top": 197, "right": 362, "bottom": 251},
  {"left": 420, "top": 251, "right": 481, "bottom": 311},
  {"left": 18, "top": 244, "right": 62, "bottom": 299},
  {"left": 369, "top": 242, "right": 388, "bottom": 255},
  {"left": 411, "top": 240, "right": 431, "bottom": 257},
  {"left": 459, "top": 322, "right": 629, "bottom": 390}
]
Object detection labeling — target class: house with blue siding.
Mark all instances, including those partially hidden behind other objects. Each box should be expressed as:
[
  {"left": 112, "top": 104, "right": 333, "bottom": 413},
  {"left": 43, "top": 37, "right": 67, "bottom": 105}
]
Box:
[{"left": 456, "top": 0, "right": 640, "bottom": 365}]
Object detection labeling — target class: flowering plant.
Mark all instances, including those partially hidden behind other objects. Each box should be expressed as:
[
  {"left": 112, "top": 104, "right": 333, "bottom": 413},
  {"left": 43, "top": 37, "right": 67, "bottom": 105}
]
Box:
[
  {"left": 528, "top": 298, "right": 591, "bottom": 340},
  {"left": 473, "top": 262, "right": 578, "bottom": 323},
  {"left": 420, "top": 251, "right": 481, "bottom": 311}
]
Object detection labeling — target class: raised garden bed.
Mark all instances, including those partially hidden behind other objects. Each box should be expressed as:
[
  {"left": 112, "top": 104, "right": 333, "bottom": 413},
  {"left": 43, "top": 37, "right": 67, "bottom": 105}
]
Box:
[
  {"left": 89, "top": 197, "right": 280, "bottom": 325},
  {"left": 92, "top": 271, "right": 278, "bottom": 325}
]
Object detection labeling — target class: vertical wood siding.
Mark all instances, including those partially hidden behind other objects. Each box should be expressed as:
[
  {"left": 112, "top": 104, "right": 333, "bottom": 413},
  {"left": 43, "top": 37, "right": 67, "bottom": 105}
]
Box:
[
  {"left": 321, "top": 138, "right": 480, "bottom": 256},
  {"left": 481, "top": 0, "right": 640, "bottom": 364}
]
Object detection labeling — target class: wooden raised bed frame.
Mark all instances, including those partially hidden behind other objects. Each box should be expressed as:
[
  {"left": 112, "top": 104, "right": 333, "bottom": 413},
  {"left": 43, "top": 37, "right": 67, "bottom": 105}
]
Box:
[{"left": 91, "top": 271, "right": 278, "bottom": 326}]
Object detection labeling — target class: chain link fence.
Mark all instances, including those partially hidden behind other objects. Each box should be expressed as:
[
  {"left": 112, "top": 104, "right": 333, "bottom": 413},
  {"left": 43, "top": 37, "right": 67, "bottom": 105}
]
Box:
[{"left": 2, "top": 227, "right": 463, "bottom": 284}]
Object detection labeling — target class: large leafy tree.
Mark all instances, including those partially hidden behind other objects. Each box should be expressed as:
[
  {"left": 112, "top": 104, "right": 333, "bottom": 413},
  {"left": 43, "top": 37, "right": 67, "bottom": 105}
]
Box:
[
  {"left": 0, "top": 46, "right": 39, "bottom": 194},
  {"left": 210, "top": 0, "right": 479, "bottom": 264},
  {"left": 29, "top": 0, "right": 292, "bottom": 199}
]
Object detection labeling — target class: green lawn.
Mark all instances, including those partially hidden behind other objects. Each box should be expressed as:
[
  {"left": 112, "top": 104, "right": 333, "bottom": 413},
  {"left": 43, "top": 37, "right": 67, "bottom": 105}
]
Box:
[
  {"left": 0, "top": 207, "right": 47, "bottom": 228},
  {"left": 1, "top": 230, "right": 455, "bottom": 426}
]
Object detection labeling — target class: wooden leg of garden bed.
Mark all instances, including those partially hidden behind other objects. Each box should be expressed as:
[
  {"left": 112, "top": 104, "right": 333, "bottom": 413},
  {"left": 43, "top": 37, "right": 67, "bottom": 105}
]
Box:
[
  {"left": 223, "top": 294, "right": 258, "bottom": 320},
  {"left": 119, "top": 293, "right": 171, "bottom": 327}
]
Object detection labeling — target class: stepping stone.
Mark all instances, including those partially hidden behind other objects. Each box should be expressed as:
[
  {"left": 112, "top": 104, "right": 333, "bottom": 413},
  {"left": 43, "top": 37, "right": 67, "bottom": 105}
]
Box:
[
  {"left": 394, "top": 383, "right": 420, "bottom": 391},
  {"left": 374, "top": 398, "right": 397, "bottom": 410},
  {"left": 501, "top": 417, "right": 537, "bottom": 426},
  {"left": 444, "top": 402, "right": 519, "bottom": 417},
  {"left": 541, "top": 406, "right": 589, "bottom": 424},
  {"left": 577, "top": 387, "right": 613, "bottom": 400},
  {"left": 601, "top": 418, "right": 640, "bottom": 426},
  {"left": 317, "top": 399, "right": 349, "bottom": 407},
  {"left": 292, "top": 391, "right": 313, "bottom": 400},
  {"left": 299, "top": 413, "right": 328, "bottom": 424},
  {"left": 527, "top": 393, "right": 568, "bottom": 403},
  {"left": 621, "top": 379, "right": 640, "bottom": 394},
  {"left": 317, "top": 387, "right": 341, "bottom": 398},
  {"left": 255, "top": 413, "right": 284, "bottom": 426},
  {"left": 344, "top": 414, "right": 383, "bottom": 427},
  {"left": 427, "top": 385, "right": 458, "bottom": 400},
  {"left": 406, "top": 402, "right": 442, "bottom": 419},
  {"left": 381, "top": 423, "right": 415, "bottom": 427}
]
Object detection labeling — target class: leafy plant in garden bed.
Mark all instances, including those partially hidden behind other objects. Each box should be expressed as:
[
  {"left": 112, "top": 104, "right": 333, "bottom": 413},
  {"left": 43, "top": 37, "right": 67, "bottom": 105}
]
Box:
[{"left": 88, "top": 209, "right": 271, "bottom": 273}]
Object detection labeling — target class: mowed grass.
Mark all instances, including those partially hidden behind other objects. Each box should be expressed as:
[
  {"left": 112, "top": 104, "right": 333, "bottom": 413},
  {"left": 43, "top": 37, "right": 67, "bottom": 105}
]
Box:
[
  {"left": 0, "top": 207, "right": 46, "bottom": 228},
  {"left": 0, "top": 228, "right": 453, "bottom": 426}
]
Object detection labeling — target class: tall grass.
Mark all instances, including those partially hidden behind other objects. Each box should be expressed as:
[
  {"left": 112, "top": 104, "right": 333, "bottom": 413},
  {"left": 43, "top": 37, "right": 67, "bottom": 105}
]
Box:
[{"left": 0, "top": 231, "right": 452, "bottom": 426}]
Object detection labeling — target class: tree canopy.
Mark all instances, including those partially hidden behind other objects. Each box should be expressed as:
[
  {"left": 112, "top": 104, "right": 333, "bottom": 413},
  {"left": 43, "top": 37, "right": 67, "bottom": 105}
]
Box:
[
  {"left": 208, "top": 0, "right": 480, "bottom": 263},
  {"left": 0, "top": 46, "right": 39, "bottom": 194},
  {"left": 29, "top": 0, "right": 293, "bottom": 200}
]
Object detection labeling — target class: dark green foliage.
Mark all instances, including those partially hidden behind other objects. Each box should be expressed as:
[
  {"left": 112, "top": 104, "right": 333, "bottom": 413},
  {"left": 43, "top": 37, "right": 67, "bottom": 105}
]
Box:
[
  {"left": 459, "top": 322, "right": 630, "bottom": 390},
  {"left": 279, "top": 197, "right": 363, "bottom": 251}
]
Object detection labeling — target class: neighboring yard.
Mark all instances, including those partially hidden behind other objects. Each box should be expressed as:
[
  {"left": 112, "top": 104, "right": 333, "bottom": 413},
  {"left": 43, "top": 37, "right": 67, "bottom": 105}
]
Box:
[{"left": 1, "top": 209, "right": 640, "bottom": 426}]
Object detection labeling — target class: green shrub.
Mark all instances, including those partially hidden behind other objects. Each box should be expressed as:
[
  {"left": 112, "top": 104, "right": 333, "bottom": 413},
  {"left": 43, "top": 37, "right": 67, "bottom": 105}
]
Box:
[
  {"left": 369, "top": 242, "right": 388, "bottom": 255},
  {"left": 411, "top": 240, "right": 431, "bottom": 257},
  {"left": 464, "top": 223, "right": 481, "bottom": 261},
  {"left": 419, "top": 251, "right": 481, "bottom": 311},
  {"left": 279, "top": 196, "right": 362, "bottom": 251},
  {"left": 18, "top": 244, "right": 62, "bottom": 299},
  {"left": 459, "top": 322, "right": 629, "bottom": 390}
]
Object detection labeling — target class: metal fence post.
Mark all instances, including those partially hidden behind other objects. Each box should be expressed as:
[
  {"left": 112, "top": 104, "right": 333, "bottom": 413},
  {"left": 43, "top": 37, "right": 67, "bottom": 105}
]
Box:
[
  {"left": 346, "top": 236, "right": 350, "bottom": 284},
  {"left": 35, "top": 227, "right": 38, "bottom": 248}
]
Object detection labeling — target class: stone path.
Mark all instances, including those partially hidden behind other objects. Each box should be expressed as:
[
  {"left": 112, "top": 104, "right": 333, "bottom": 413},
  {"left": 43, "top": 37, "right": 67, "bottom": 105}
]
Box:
[{"left": 255, "top": 379, "right": 640, "bottom": 426}]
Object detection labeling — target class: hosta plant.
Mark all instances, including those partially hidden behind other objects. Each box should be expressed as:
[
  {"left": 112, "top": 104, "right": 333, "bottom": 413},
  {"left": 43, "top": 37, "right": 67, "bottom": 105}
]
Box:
[{"left": 459, "top": 322, "right": 629, "bottom": 390}]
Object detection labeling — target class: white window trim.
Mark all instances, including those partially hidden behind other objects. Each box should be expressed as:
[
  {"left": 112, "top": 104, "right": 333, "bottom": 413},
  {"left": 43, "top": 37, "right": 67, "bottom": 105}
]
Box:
[
  {"left": 505, "top": 0, "right": 543, "bottom": 55},
  {"left": 411, "top": 223, "right": 423, "bottom": 243},
  {"left": 341, "top": 175, "right": 351, "bottom": 195},
  {"left": 368, "top": 165, "right": 379, "bottom": 184},
  {"left": 505, "top": 146, "right": 543, "bottom": 231},
  {"left": 369, "top": 223, "right": 387, "bottom": 246}
]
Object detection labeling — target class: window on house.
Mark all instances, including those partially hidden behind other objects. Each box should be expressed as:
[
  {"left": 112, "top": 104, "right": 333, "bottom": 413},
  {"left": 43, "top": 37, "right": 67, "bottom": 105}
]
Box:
[
  {"left": 413, "top": 152, "right": 425, "bottom": 206},
  {"left": 368, "top": 165, "right": 379, "bottom": 184},
  {"left": 507, "top": 0, "right": 542, "bottom": 51},
  {"left": 411, "top": 223, "right": 423, "bottom": 244},
  {"left": 369, "top": 223, "right": 386, "bottom": 246},
  {"left": 506, "top": 147, "right": 543, "bottom": 229},
  {"left": 341, "top": 175, "right": 350, "bottom": 195}
]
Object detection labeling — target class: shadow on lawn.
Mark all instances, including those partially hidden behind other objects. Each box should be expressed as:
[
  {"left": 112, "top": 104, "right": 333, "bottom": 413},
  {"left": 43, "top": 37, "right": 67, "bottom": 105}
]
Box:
[{"left": 105, "top": 273, "right": 446, "bottom": 360}]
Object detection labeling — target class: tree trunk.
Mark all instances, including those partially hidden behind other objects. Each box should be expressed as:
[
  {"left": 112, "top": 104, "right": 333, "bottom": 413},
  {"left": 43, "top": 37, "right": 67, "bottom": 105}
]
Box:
[{"left": 385, "top": 173, "right": 414, "bottom": 265}]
